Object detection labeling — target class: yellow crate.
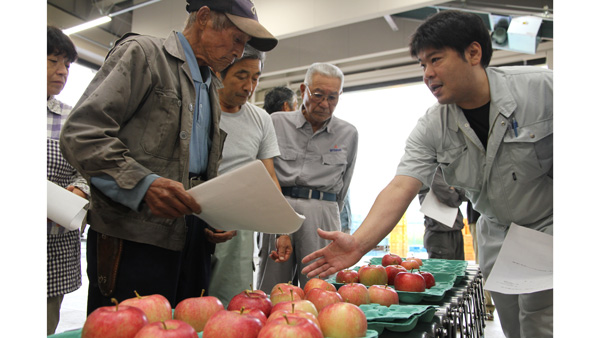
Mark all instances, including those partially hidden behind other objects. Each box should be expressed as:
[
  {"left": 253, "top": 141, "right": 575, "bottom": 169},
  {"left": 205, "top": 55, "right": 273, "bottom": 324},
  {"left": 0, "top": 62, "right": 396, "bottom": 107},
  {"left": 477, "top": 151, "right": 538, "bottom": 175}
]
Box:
[{"left": 389, "top": 214, "right": 408, "bottom": 257}]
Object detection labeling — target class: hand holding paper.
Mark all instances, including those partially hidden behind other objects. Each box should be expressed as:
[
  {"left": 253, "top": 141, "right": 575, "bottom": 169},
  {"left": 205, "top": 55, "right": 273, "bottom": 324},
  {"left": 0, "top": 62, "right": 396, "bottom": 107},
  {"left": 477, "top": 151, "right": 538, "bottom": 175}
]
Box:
[{"left": 47, "top": 180, "right": 89, "bottom": 231}]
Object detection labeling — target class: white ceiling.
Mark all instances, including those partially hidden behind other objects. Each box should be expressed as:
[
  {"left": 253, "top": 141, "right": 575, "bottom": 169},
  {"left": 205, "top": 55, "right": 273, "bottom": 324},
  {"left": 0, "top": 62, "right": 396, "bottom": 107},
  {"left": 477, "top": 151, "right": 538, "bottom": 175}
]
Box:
[{"left": 47, "top": 0, "right": 554, "bottom": 102}]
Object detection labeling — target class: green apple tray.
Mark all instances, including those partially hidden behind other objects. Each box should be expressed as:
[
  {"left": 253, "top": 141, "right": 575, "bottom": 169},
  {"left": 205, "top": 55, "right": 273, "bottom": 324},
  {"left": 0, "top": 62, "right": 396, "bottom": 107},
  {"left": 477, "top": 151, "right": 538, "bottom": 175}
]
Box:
[
  {"left": 328, "top": 271, "right": 456, "bottom": 303},
  {"left": 359, "top": 303, "right": 437, "bottom": 334},
  {"left": 370, "top": 257, "right": 468, "bottom": 284}
]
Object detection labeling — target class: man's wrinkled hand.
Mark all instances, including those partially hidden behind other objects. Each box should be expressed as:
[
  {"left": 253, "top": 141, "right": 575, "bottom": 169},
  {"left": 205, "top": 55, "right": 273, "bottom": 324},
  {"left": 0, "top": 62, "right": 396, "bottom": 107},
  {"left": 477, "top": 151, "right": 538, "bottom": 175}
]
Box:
[
  {"left": 143, "top": 177, "right": 201, "bottom": 218},
  {"left": 270, "top": 235, "right": 292, "bottom": 263}
]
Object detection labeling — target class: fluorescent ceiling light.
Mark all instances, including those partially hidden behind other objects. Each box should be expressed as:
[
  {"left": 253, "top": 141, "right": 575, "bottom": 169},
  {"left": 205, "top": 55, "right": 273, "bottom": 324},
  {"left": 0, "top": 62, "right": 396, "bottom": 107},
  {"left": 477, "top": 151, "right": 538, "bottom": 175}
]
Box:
[{"left": 63, "top": 16, "right": 112, "bottom": 36}]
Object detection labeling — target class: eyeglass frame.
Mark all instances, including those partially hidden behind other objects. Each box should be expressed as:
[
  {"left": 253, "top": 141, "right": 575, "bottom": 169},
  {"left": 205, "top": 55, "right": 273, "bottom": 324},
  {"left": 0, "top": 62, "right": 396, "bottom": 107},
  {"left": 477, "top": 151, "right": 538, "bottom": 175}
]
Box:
[{"left": 304, "top": 84, "right": 341, "bottom": 106}]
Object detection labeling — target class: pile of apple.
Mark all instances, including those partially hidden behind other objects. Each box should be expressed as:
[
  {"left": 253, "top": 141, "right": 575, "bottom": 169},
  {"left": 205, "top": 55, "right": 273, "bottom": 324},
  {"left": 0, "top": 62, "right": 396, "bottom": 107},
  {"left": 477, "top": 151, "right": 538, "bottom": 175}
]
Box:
[
  {"left": 334, "top": 253, "right": 436, "bottom": 307},
  {"left": 81, "top": 281, "right": 370, "bottom": 338}
]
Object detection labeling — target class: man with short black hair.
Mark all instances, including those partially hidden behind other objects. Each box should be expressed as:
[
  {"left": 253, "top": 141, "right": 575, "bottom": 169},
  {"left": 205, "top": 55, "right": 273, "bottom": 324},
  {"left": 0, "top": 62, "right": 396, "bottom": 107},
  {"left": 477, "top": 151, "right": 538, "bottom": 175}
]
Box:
[
  {"left": 302, "top": 10, "right": 552, "bottom": 338},
  {"left": 60, "top": 0, "right": 277, "bottom": 313},
  {"left": 263, "top": 86, "right": 298, "bottom": 114}
]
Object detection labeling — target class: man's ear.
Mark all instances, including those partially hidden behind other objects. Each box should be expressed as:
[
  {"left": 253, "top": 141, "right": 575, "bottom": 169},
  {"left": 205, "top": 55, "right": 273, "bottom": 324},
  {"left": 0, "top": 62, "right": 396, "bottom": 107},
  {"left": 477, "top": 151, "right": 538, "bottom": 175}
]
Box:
[
  {"left": 466, "top": 41, "right": 482, "bottom": 66},
  {"left": 282, "top": 101, "right": 291, "bottom": 111},
  {"left": 195, "top": 6, "right": 211, "bottom": 28}
]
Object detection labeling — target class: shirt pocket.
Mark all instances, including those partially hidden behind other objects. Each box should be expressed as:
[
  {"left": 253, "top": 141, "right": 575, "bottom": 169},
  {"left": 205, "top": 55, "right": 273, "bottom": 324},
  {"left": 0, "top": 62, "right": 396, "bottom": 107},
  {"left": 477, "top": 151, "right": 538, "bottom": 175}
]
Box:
[
  {"left": 140, "top": 90, "right": 182, "bottom": 160},
  {"left": 437, "top": 144, "right": 482, "bottom": 191},
  {"left": 502, "top": 119, "right": 552, "bottom": 182}
]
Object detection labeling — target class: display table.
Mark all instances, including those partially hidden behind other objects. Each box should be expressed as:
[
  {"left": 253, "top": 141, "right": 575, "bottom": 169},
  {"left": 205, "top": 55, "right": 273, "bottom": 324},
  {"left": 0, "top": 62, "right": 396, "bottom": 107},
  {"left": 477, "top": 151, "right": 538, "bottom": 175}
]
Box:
[
  {"left": 50, "top": 261, "right": 486, "bottom": 338},
  {"left": 376, "top": 265, "right": 486, "bottom": 338}
]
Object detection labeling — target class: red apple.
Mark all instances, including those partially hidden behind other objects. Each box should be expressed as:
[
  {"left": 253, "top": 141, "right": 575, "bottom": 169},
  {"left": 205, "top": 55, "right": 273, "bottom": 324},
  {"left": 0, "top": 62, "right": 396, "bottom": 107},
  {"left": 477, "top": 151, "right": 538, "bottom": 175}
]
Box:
[
  {"left": 367, "top": 285, "right": 399, "bottom": 306},
  {"left": 419, "top": 271, "right": 436, "bottom": 289},
  {"left": 203, "top": 309, "right": 263, "bottom": 338},
  {"left": 385, "top": 264, "right": 407, "bottom": 285},
  {"left": 408, "top": 257, "right": 423, "bottom": 266},
  {"left": 173, "top": 290, "right": 224, "bottom": 332},
  {"left": 335, "top": 269, "right": 359, "bottom": 283},
  {"left": 305, "top": 288, "right": 343, "bottom": 313},
  {"left": 120, "top": 290, "right": 172, "bottom": 324},
  {"left": 401, "top": 259, "right": 421, "bottom": 271},
  {"left": 267, "top": 305, "right": 321, "bottom": 330},
  {"left": 259, "top": 315, "right": 323, "bottom": 338},
  {"left": 318, "top": 302, "right": 368, "bottom": 338},
  {"left": 303, "top": 278, "right": 336, "bottom": 295},
  {"left": 271, "top": 282, "right": 305, "bottom": 299},
  {"left": 239, "top": 307, "right": 268, "bottom": 326},
  {"left": 394, "top": 272, "right": 426, "bottom": 292},
  {"left": 337, "top": 283, "right": 370, "bottom": 306},
  {"left": 381, "top": 253, "right": 403, "bottom": 266},
  {"left": 358, "top": 264, "right": 387, "bottom": 286},
  {"left": 82, "top": 298, "right": 148, "bottom": 338},
  {"left": 270, "top": 287, "right": 303, "bottom": 306},
  {"left": 133, "top": 319, "right": 196, "bottom": 338},
  {"left": 271, "top": 299, "right": 319, "bottom": 317},
  {"left": 228, "top": 290, "right": 273, "bottom": 317}
]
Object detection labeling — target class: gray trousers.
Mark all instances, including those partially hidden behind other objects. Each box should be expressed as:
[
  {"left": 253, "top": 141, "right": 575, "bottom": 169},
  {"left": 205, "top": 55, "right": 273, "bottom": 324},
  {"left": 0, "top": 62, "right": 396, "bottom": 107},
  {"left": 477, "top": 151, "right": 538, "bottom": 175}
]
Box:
[
  {"left": 257, "top": 197, "right": 340, "bottom": 293},
  {"left": 479, "top": 218, "right": 553, "bottom": 338}
]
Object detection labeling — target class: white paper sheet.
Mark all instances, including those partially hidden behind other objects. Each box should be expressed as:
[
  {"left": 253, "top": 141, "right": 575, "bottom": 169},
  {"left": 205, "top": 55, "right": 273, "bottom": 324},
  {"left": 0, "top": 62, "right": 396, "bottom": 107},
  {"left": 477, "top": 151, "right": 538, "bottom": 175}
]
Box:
[
  {"left": 484, "top": 223, "right": 553, "bottom": 294},
  {"left": 187, "top": 160, "right": 305, "bottom": 233},
  {"left": 419, "top": 190, "right": 458, "bottom": 228},
  {"left": 47, "top": 180, "right": 89, "bottom": 231}
]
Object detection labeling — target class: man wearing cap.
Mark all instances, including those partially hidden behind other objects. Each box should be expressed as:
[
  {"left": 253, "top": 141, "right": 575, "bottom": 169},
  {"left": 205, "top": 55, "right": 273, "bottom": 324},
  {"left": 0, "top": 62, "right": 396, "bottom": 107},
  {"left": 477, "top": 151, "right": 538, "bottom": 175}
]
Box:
[
  {"left": 60, "top": 0, "right": 277, "bottom": 313},
  {"left": 257, "top": 63, "right": 358, "bottom": 292}
]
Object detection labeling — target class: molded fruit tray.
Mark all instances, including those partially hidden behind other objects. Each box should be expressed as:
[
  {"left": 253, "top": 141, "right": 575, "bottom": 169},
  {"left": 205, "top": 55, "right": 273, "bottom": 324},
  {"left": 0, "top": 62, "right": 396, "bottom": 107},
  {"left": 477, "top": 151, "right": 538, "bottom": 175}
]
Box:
[
  {"left": 329, "top": 271, "right": 456, "bottom": 303},
  {"left": 370, "top": 257, "right": 468, "bottom": 284},
  {"left": 359, "top": 303, "right": 437, "bottom": 334}
]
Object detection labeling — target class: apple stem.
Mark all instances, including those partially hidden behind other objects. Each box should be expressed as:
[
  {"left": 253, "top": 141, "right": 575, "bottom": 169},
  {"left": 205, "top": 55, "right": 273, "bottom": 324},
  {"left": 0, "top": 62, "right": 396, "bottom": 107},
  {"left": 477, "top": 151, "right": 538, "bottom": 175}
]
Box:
[
  {"left": 290, "top": 289, "right": 294, "bottom": 300},
  {"left": 240, "top": 307, "right": 245, "bottom": 314},
  {"left": 201, "top": 289, "right": 205, "bottom": 297},
  {"left": 134, "top": 290, "right": 142, "bottom": 299},
  {"left": 283, "top": 314, "right": 290, "bottom": 325},
  {"left": 162, "top": 321, "right": 168, "bottom": 330},
  {"left": 111, "top": 298, "right": 119, "bottom": 311},
  {"left": 291, "top": 303, "right": 295, "bottom": 313}
]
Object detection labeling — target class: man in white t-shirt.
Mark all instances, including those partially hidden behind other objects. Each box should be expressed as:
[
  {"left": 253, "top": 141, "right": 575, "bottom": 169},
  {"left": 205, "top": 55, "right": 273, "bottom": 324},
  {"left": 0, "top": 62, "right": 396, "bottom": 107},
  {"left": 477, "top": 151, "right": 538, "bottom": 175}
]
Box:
[{"left": 207, "top": 45, "right": 287, "bottom": 306}]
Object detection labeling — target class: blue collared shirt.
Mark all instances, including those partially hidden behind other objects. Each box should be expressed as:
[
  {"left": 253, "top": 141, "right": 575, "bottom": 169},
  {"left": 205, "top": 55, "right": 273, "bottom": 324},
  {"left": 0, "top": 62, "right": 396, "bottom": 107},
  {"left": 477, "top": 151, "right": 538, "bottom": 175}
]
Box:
[{"left": 90, "top": 32, "right": 212, "bottom": 211}]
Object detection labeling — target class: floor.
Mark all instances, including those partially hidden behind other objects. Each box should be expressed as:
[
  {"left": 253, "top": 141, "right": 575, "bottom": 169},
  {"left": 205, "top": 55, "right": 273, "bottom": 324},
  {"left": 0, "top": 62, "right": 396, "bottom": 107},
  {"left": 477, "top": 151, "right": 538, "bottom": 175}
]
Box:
[{"left": 53, "top": 235, "right": 507, "bottom": 337}]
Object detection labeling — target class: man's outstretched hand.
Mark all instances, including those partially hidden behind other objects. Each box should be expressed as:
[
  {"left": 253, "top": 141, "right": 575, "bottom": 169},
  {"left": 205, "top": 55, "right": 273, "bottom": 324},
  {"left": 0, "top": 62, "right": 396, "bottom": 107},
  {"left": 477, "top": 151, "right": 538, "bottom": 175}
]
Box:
[{"left": 301, "top": 228, "right": 363, "bottom": 278}]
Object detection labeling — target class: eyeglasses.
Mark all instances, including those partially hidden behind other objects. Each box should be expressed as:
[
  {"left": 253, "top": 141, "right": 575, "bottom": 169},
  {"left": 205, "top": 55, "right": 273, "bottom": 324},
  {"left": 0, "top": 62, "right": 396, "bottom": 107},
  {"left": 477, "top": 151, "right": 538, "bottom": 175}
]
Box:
[{"left": 305, "top": 85, "right": 340, "bottom": 106}]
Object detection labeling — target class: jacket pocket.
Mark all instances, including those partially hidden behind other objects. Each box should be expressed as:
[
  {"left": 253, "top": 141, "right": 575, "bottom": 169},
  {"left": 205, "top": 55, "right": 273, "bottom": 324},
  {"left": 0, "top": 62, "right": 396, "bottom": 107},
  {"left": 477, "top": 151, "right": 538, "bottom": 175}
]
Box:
[{"left": 140, "top": 90, "right": 182, "bottom": 160}]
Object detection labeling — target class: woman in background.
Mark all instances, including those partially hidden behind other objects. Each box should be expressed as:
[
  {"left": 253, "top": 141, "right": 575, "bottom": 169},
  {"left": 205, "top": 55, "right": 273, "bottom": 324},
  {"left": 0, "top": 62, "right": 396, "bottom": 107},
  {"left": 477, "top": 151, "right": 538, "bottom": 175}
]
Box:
[{"left": 47, "top": 25, "right": 89, "bottom": 335}]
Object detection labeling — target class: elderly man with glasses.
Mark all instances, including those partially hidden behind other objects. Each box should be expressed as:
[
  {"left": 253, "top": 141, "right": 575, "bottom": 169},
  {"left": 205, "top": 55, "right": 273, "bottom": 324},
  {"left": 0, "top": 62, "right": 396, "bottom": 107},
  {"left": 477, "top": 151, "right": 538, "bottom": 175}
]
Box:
[{"left": 257, "top": 62, "right": 358, "bottom": 292}]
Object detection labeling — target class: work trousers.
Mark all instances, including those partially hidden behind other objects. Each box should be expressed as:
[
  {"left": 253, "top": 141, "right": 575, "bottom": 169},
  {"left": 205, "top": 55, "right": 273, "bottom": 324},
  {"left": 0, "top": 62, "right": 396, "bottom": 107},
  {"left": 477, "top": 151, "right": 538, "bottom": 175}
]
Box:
[
  {"left": 86, "top": 216, "right": 212, "bottom": 314},
  {"left": 478, "top": 218, "right": 553, "bottom": 338},
  {"left": 257, "top": 197, "right": 340, "bottom": 293}
]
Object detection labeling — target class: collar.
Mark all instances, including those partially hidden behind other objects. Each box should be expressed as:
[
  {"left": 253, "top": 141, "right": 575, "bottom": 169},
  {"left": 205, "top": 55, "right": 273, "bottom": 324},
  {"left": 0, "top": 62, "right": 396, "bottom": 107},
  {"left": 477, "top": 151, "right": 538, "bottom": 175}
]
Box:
[
  {"left": 445, "top": 67, "right": 517, "bottom": 132},
  {"left": 296, "top": 105, "right": 333, "bottom": 133},
  {"left": 176, "top": 32, "right": 212, "bottom": 86},
  {"left": 47, "top": 96, "right": 70, "bottom": 116}
]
